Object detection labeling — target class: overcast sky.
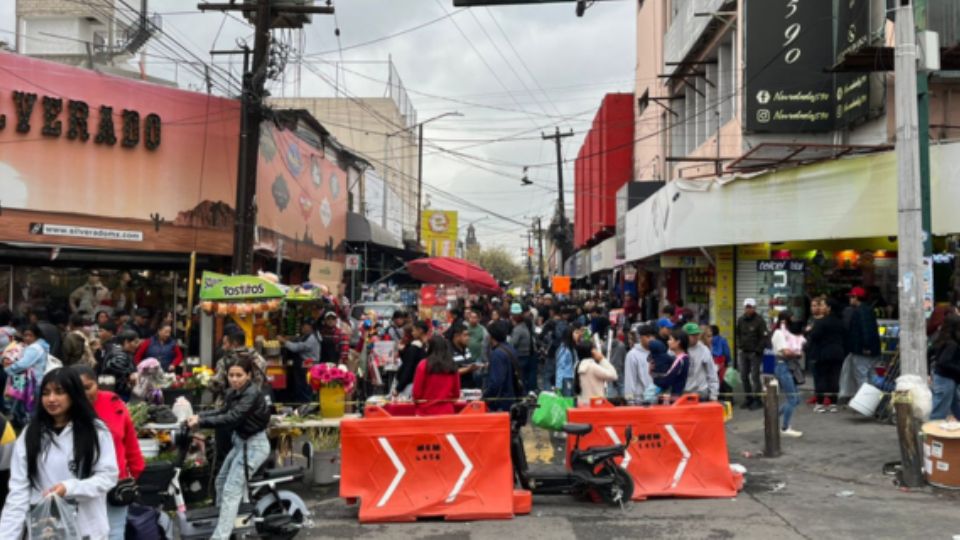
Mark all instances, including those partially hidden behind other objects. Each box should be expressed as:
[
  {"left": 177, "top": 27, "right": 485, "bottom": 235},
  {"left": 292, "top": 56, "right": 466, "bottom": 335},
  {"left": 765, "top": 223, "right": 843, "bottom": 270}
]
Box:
[{"left": 1, "top": 0, "right": 636, "bottom": 259}]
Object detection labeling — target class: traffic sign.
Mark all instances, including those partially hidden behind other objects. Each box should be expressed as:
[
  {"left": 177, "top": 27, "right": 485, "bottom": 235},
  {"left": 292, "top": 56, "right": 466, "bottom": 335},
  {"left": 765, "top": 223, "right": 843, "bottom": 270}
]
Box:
[{"left": 345, "top": 254, "right": 362, "bottom": 271}]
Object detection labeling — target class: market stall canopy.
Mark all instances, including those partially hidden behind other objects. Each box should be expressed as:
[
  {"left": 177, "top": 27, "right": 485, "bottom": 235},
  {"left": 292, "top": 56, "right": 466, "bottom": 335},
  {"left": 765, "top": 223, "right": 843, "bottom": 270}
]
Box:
[
  {"left": 199, "top": 272, "right": 286, "bottom": 301},
  {"left": 405, "top": 257, "right": 502, "bottom": 296}
]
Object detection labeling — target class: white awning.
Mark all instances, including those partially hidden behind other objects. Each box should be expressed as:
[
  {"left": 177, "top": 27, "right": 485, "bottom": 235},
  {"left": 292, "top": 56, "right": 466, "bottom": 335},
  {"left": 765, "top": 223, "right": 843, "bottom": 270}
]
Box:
[
  {"left": 625, "top": 141, "right": 960, "bottom": 262},
  {"left": 590, "top": 236, "right": 618, "bottom": 273}
]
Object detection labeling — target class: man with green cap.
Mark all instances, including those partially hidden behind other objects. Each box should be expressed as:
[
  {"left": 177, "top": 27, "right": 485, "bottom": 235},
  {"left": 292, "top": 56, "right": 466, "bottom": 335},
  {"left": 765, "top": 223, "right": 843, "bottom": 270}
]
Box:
[{"left": 682, "top": 322, "right": 719, "bottom": 401}]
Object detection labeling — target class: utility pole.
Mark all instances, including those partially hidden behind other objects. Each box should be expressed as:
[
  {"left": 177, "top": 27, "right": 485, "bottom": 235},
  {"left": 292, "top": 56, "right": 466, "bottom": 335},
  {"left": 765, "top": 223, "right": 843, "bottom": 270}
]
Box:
[
  {"left": 542, "top": 126, "right": 574, "bottom": 263},
  {"left": 894, "top": 1, "right": 929, "bottom": 381},
  {"left": 526, "top": 229, "right": 534, "bottom": 289},
  {"left": 893, "top": 1, "right": 927, "bottom": 487},
  {"left": 198, "top": 0, "right": 334, "bottom": 275},
  {"left": 535, "top": 217, "right": 545, "bottom": 291},
  {"left": 416, "top": 122, "right": 424, "bottom": 249}
]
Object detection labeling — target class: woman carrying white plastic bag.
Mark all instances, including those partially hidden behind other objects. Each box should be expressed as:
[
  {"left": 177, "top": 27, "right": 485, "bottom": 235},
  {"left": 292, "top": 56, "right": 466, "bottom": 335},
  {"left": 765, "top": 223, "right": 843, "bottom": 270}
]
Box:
[{"left": 0, "top": 368, "right": 118, "bottom": 539}]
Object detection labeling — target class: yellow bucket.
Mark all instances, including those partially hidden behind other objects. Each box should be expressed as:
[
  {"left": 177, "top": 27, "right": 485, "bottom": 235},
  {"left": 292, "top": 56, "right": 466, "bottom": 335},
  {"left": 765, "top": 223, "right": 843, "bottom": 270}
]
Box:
[{"left": 320, "top": 385, "right": 346, "bottom": 418}]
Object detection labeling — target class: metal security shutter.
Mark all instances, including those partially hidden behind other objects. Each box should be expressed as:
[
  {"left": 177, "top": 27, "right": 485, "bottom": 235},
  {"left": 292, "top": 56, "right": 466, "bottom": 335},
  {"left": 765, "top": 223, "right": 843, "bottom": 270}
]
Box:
[{"left": 735, "top": 259, "right": 760, "bottom": 321}]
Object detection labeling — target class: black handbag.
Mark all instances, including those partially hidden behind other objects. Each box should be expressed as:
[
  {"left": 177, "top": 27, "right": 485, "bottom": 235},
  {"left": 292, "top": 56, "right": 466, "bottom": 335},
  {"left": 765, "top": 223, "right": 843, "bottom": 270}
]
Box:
[{"left": 107, "top": 478, "right": 140, "bottom": 507}]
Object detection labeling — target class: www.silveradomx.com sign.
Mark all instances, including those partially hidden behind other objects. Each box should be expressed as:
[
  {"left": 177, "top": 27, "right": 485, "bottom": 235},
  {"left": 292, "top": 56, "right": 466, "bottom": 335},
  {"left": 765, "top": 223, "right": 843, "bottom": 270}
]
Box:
[{"left": 745, "top": 0, "right": 871, "bottom": 133}]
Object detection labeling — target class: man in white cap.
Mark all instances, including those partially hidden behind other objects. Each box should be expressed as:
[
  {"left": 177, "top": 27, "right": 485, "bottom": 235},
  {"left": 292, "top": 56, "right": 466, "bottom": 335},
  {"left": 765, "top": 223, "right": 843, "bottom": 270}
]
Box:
[{"left": 736, "top": 298, "right": 767, "bottom": 410}]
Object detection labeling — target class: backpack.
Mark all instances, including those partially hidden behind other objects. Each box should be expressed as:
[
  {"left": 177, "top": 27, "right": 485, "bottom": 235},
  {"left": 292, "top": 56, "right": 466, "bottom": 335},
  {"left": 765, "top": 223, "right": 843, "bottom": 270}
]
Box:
[{"left": 496, "top": 344, "right": 525, "bottom": 398}]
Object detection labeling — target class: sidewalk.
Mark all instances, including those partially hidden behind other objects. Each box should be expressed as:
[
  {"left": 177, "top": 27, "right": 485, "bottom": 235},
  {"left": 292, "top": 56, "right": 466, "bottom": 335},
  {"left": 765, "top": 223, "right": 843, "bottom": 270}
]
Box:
[{"left": 295, "top": 402, "right": 960, "bottom": 539}]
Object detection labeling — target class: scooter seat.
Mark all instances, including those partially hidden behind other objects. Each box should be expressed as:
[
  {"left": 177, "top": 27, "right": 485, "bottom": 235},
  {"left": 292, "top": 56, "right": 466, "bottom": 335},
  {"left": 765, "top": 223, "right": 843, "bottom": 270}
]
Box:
[
  {"left": 250, "top": 465, "right": 304, "bottom": 482},
  {"left": 561, "top": 423, "right": 592, "bottom": 436}
]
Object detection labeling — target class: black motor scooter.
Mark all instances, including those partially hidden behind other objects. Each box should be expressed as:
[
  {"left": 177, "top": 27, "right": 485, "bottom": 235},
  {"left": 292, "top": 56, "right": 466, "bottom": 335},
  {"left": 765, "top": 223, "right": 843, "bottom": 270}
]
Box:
[
  {"left": 510, "top": 394, "right": 634, "bottom": 506},
  {"left": 137, "top": 425, "right": 310, "bottom": 539}
]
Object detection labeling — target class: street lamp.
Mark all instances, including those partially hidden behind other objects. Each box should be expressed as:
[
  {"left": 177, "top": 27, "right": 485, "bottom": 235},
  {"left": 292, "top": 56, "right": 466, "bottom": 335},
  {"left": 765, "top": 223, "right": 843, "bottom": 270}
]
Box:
[{"left": 408, "top": 111, "right": 464, "bottom": 248}]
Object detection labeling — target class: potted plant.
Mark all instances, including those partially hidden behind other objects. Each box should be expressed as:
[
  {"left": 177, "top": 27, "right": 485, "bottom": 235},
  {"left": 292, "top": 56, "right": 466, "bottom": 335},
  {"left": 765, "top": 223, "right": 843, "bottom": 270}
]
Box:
[
  {"left": 307, "top": 363, "right": 356, "bottom": 418},
  {"left": 309, "top": 427, "right": 341, "bottom": 485}
]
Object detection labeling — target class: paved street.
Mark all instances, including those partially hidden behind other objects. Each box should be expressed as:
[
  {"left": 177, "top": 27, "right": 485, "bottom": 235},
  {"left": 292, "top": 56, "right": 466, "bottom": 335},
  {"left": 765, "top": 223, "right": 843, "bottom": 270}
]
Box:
[{"left": 294, "top": 402, "right": 960, "bottom": 539}]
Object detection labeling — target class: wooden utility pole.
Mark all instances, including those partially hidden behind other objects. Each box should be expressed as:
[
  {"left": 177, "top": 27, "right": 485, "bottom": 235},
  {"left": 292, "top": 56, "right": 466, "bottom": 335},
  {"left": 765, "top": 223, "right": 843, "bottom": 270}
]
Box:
[
  {"left": 198, "top": 1, "right": 334, "bottom": 275},
  {"left": 542, "top": 127, "right": 574, "bottom": 262}
]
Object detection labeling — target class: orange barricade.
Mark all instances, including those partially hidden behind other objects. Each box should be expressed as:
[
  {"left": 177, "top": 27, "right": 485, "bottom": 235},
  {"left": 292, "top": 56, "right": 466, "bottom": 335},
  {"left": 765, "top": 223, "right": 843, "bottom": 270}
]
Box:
[
  {"left": 340, "top": 401, "right": 525, "bottom": 522},
  {"left": 566, "top": 395, "right": 744, "bottom": 500}
]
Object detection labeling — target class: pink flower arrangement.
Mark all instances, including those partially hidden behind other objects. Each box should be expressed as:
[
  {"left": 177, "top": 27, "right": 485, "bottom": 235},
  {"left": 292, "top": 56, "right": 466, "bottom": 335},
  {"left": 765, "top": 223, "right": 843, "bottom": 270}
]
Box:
[{"left": 308, "top": 363, "right": 356, "bottom": 394}]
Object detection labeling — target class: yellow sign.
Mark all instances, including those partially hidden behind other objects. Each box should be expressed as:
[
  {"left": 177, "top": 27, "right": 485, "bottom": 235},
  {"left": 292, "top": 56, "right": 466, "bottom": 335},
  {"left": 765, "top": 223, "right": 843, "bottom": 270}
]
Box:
[
  {"left": 712, "top": 247, "right": 736, "bottom": 350},
  {"left": 737, "top": 243, "right": 770, "bottom": 260},
  {"left": 421, "top": 210, "right": 458, "bottom": 257}
]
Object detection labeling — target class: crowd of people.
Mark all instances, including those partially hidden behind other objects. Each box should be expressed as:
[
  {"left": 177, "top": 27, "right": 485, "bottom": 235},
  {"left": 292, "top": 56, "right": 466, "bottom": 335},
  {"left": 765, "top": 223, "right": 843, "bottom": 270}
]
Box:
[
  {"left": 380, "top": 285, "right": 960, "bottom": 442},
  {"left": 0, "top": 305, "right": 272, "bottom": 540},
  {"left": 0, "top": 281, "right": 958, "bottom": 538}
]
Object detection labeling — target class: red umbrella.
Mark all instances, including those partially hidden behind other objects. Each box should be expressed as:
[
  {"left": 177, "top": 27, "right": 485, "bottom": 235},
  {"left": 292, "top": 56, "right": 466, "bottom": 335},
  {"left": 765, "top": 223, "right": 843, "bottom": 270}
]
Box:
[{"left": 406, "top": 257, "right": 502, "bottom": 295}]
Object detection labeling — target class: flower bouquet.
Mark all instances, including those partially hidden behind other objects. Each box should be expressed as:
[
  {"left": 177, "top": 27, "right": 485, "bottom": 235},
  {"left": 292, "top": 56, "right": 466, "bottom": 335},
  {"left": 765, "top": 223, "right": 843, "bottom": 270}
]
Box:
[
  {"left": 182, "top": 366, "right": 215, "bottom": 392},
  {"left": 167, "top": 366, "right": 215, "bottom": 406},
  {"left": 308, "top": 363, "right": 355, "bottom": 418}
]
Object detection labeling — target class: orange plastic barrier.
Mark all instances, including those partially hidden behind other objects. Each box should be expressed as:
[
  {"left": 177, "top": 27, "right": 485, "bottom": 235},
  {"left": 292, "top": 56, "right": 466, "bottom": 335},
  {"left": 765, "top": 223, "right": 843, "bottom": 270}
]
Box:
[
  {"left": 340, "top": 401, "right": 525, "bottom": 522},
  {"left": 566, "top": 395, "right": 743, "bottom": 500}
]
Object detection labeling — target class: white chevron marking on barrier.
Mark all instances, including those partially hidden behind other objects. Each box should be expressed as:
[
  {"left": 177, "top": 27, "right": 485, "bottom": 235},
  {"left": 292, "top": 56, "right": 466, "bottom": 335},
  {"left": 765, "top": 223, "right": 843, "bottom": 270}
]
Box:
[
  {"left": 664, "top": 424, "right": 690, "bottom": 489},
  {"left": 604, "top": 426, "right": 632, "bottom": 469},
  {"left": 377, "top": 437, "right": 406, "bottom": 508},
  {"left": 445, "top": 433, "right": 473, "bottom": 503}
]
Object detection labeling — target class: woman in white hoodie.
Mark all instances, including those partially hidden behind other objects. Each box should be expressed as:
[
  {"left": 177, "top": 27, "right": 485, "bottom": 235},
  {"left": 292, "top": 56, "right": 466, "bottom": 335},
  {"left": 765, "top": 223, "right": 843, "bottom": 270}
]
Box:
[
  {"left": 0, "top": 368, "right": 118, "bottom": 539},
  {"left": 574, "top": 340, "right": 618, "bottom": 407}
]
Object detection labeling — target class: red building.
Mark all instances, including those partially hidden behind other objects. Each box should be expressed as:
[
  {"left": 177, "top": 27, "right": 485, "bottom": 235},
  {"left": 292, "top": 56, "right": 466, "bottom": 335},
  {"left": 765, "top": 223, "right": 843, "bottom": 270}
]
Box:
[{"left": 574, "top": 93, "right": 634, "bottom": 250}]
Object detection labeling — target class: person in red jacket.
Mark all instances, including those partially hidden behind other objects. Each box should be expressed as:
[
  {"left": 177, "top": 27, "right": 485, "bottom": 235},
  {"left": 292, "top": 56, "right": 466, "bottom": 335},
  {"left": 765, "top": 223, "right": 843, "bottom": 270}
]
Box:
[
  {"left": 412, "top": 335, "right": 461, "bottom": 416},
  {"left": 72, "top": 365, "right": 145, "bottom": 540}
]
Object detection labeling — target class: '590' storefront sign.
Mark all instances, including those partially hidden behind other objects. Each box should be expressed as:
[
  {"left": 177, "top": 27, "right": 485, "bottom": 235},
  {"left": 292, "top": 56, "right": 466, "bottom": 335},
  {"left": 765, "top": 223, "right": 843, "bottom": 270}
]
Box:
[{"left": 0, "top": 90, "right": 161, "bottom": 150}]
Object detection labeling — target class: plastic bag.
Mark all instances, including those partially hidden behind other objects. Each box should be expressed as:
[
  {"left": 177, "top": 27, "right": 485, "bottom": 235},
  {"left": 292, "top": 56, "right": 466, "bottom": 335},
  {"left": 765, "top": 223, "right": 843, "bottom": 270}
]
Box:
[
  {"left": 29, "top": 494, "right": 80, "bottom": 539},
  {"left": 531, "top": 391, "right": 572, "bottom": 431},
  {"left": 724, "top": 367, "right": 741, "bottom": 389},
  {"left": 171, "top": 396, "right": 194, "bottom": 423}
]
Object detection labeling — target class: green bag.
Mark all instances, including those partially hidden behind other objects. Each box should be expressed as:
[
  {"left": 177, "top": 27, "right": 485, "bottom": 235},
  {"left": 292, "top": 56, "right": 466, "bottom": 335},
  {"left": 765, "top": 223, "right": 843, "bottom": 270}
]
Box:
[
  {"left": 531, "top": 391, "right": 573, "bottom": 431},
  {"left": 725, "top": 366, "right": 742, "bottom": 389}
]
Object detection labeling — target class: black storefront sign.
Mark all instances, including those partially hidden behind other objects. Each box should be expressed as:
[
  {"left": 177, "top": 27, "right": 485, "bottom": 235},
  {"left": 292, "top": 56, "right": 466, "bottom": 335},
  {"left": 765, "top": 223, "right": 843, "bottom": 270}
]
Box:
[
  {"left": 835, "top": 0, "right": 871, "bottom": 128},
  {"left": 756, "top": 259, "right": 806, "bottom": 272},
  {"left": 746, "top": 0, "right": 835, "bottom": 133}
]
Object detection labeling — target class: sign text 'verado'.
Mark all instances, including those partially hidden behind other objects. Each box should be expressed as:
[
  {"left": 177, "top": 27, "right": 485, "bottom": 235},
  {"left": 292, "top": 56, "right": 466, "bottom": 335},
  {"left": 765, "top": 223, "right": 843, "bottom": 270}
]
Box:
[
  {"left": 222, "top": 284, "right": 265, "bottom": 297},
  {"left": 0, "top": 90, "right": 161, "bottom": 150}
]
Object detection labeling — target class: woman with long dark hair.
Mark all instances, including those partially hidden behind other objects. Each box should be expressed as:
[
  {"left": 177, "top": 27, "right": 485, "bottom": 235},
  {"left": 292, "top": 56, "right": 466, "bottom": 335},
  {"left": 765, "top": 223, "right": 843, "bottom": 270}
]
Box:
[
  {"left": 187, "top": 354, "right": 272, "bottom": 540},
  {"left": 412, "top": 335, "right": 461, "bottom": 416},
  {"left": 930, "top": 314, "right": 960, "bottom": 420},
  {"left": 771, "top": 312, "right": 805, "bottom": 438},
  {"left": 573, "top": 340, "right": 617, "bottom": 407},
  {"left": 654, "top": 329, "right": 691, "bottom": 400},
  {"left": 0, "top": 368, "right": 118, "bottom": 538}
]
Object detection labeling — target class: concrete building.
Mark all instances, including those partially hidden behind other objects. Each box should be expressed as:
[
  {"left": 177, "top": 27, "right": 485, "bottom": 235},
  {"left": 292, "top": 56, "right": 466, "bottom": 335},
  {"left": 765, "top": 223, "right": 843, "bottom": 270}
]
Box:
[
  {"left": 621, "top": 0, "right": 960, "bottom": 335},
  {"left": 15, "top": 0, "right": 161, "bottom": 81},
  {"left": 634, "top": 0, "right": 960, "bottom": 182}
]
